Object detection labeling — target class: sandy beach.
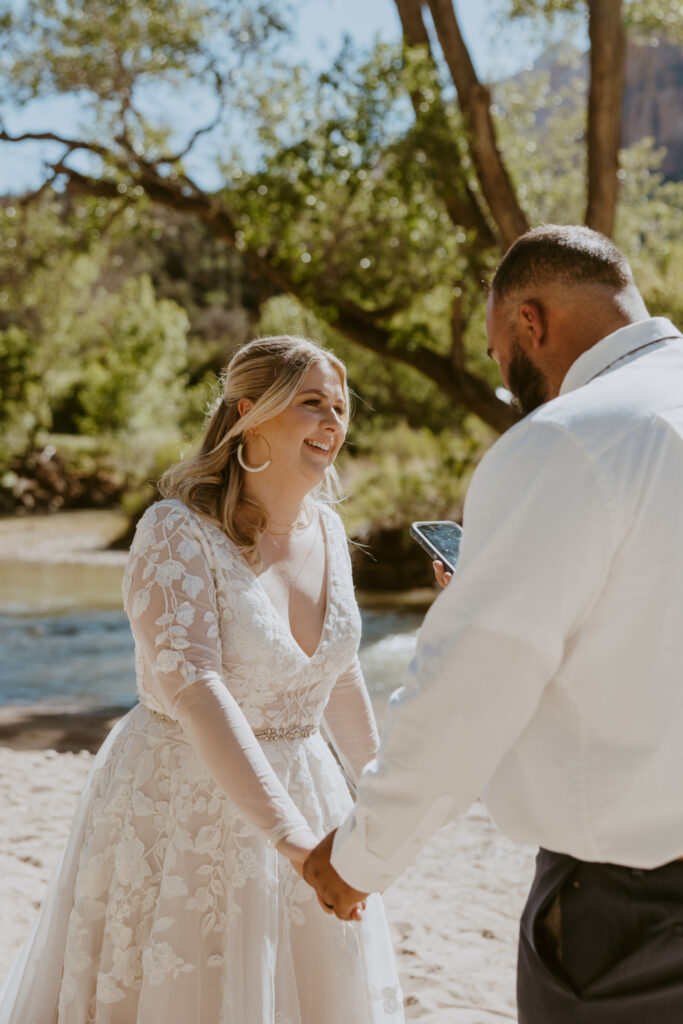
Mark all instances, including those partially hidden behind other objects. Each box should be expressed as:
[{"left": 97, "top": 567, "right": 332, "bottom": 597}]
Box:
[{"left": 0, "top": 512, "right": 536, "bottom": 1021}]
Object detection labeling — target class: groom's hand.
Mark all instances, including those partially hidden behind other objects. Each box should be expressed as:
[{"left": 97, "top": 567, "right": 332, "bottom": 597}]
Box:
[
  {"left": 433, "top": 560, "right": 452, "bottom": 588},
  {"left": 303, "top": 829, "right": 369, "bottom": 922}
]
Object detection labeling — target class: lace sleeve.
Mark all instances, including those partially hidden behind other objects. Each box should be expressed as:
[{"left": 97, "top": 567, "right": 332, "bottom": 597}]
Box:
[
  {"left": 124, "top": 503, "right": 316, "bottom": 849},
  {"left": 323, "top": 657, "right": 380, "bottom": 788},
  {"left": 320, "top": 507, "right": 379, "bottom": 787}
]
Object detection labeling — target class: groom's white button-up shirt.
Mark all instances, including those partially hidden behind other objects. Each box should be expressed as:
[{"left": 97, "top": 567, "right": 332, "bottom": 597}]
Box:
[{"left": 332, "top": 316, "right": 683, "bottom": 893}]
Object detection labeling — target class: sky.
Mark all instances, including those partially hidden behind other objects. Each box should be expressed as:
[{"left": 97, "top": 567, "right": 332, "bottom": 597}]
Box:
[
  {"left": 293, "top": 0, "right": 544, "bottom": 78},
  {"left": 0, "top": 0, "right": 580, "bottom": 194}
]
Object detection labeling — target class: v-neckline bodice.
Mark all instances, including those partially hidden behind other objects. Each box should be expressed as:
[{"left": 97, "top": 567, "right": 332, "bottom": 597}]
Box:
[
  {"left": 252, "top": 507, "right": 331, "bottom": 661},
  {"left": 167, "top": 498, "right": 334, "bottom": 662},
  {"left": 226, "top": 505, "right": 332, "bottom": 662}
]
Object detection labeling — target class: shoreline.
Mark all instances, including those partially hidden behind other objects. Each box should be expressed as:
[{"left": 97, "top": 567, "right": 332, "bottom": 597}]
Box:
[
  {"left": 0, "top": 508, "right": 130, "bottom": 564},
  {"left": 0, "top": 508, "right": 436, "bottom": 614},
  {"left": 0, "top": 703, "right": 132, "bottom": 753}
]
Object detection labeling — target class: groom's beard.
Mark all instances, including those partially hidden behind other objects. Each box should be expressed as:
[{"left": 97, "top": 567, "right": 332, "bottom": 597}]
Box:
[{"left": 507, "top": 342, "right": 549, "bottom": 416}]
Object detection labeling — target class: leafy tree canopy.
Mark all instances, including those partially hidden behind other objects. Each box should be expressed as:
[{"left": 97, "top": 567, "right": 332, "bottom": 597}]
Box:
[{"left": 1, "top": 0, "right": 683, "bottom": 535}]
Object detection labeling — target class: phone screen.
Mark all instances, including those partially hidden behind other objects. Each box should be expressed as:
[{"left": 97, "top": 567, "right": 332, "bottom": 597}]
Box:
[{"left": 411, "top": 521, "right": 463, "bottom": 573}]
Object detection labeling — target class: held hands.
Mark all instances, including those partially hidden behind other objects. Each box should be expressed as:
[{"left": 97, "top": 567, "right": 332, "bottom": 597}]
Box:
[
  {"left": 303, "top": 829, "right": 369, "bottom": 921},
  {"left": 433, "top": 560, "right": 452, "bottom": 589},
  {"left": 279, "top": 830, "right": 368, "bottom": 920}
]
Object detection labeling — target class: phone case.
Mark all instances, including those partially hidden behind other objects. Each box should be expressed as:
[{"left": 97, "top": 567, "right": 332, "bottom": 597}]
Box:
[{"left": 409, "top": 521, "right": 461, "bottom": 574}]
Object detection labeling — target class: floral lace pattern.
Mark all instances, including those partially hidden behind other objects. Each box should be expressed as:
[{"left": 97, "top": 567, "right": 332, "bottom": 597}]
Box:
[
  {"left": 40, "top": 499, "right": 404, "bottom": 1022},
  {"left": 123, "top": 500, "right": 362, "bottom": 731}
]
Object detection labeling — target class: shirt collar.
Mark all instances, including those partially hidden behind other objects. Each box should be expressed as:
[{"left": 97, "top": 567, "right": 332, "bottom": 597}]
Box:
[{"left": 559, "top": 317, "right": 683, "bottom": 396}]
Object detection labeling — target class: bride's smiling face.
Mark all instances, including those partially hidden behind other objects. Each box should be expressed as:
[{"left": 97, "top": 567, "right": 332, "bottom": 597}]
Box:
[{"left": 239, "top": 360, "right": 348, "bottom": 486}]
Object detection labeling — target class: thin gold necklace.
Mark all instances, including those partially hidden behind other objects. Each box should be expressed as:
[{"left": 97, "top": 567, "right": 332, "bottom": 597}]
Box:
[
  {"left": 284, "top": 526, "right": 321, "bottom": 587},
  {"left": 259, "top": 514, "right": 321, "bottom": 585},
  {"left": 265, "top": 511, "right": 312, "bottom": 538}
]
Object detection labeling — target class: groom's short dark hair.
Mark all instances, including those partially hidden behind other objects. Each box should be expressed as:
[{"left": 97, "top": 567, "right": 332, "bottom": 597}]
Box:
[{"left": 491, "top": 224, "right": 633, "bottom": 300}]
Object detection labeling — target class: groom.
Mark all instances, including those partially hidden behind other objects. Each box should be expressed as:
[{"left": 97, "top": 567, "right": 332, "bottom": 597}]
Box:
[{"left": 304, "top": 225, "right": 683, "bottom": 1023}]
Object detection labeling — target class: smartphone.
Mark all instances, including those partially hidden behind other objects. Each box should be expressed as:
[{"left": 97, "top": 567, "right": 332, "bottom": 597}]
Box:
[{"left": 410, "top": 520, "right": 463, "bottom": 575}]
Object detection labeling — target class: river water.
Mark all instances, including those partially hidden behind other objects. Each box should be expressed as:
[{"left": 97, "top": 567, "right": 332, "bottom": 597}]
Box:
[{"left": 0, "top": 552, "right": 427, "bottom": 714}]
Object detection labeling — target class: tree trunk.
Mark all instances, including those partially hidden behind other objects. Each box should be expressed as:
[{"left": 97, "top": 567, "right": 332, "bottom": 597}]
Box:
[
  {"left": 585, "top": 0, "right": 626, "bottom": 236},
  {"left": 392, "top": 0, "right": 497, "bottom": 247},
  {"left": 426, "top": 0, "right": 529, "bottom": 248},
  {"left": 393, "top": 0, "right": 430, "bottom": 46}
]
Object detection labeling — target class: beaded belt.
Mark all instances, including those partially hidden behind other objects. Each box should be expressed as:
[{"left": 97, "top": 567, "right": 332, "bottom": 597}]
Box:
[
  {"left": 144, "top": 704, "right": 318, "bottom": 741},
  {"left": 145, "top": 706, "right": 176, "bottom": 724},
  {"left": 253, "top": 723, "right": 318, "bottom": 742}
]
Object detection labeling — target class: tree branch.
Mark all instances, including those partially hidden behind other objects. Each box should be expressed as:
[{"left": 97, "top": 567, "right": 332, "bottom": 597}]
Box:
[
  {"left": 333, "top": 299, "right": 518, "bottom": 432},
  {"left": 585, "top": 0, "right": 626, "bottom": 236},
  {"left": 0, "top": 128, "right": 112, "bottom": 161},
  {"left": 425, "top": 0, "right": 528, "bottom": 248},
  {"left": 165, "top": 111, "right": 223, "bottom": 163},
  {"left": 52, "top": 164, "right": 121, "bottom": 199},
  {"left": 393, "top": 0, "right": 497, "bottom": 247},
  {"left": 17, "top": 168, "right": 60, "bottom": 207},
  {"left": 0, "top": 119, "right": 223, "bottom": 184},
  {"left": 51, "top": 161, "right": 516, "bottom": 431},
  {"left": 160, "top": 67, "right": 227, "bottom": 165}
]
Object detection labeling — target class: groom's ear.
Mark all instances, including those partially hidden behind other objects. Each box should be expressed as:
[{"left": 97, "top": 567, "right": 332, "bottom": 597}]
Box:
[{"left": 517, "top": 300, "right": 546, "bottom": 352}]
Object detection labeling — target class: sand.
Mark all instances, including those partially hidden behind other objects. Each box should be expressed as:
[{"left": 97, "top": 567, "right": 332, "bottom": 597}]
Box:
[{"left": 0, "top": 732, "right": 535, "bottom": 1023}]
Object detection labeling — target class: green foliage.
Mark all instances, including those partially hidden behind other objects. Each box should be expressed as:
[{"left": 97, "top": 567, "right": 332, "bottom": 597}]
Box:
[
  {"left": 1, "top": 0, "right": 293, "bottom": 184},
  {"left": 227, "top": 42, "right": 458, "bottom": 312},
  {"left": 3, "top": 0, "right": 290, "bottom": 101},
  {"left": 61, "top": 274, "right": 189, "bottom": 437},
  {"left": 615, "top": 139, "right": 683, "bottom": 324},
  {"left": 500, "top": 0, "right": 683, "bottom": 48},
  {"left": 255, "top": 295, "right": 469, "bottom": 438},
  {"left": 491, "top": 45, "right": 683, "bottom": 327},
  {"left": 624, "top": 1, "right": 683, "bottom": 46},
  {"left": 0, "top": 196, "right": 191, "bottom": 471},
  {"left": 0, "top": 324, "right": 42, "bottom": 460},
  {"left": 337, "top": 422, "right": 486, "bottom": 536},
  {"left": 492, "top": 49, "right": 587, "bottom": 224},
  {"left": 218, "top": 35, "right": 499, "bottom": 415},
  {"left": 501, "top": 0, "right": 584, "bottom": 18}
]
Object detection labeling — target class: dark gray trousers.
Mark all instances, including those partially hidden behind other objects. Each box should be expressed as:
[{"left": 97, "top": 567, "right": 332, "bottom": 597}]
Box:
[{"left": 517, "top": 848, "right": 683, "bottom": 1023}]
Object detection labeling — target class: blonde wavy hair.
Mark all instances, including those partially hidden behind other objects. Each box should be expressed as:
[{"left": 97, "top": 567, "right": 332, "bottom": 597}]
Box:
[{"left": 159, "top": 335, "right": 348, "bottom": 561}]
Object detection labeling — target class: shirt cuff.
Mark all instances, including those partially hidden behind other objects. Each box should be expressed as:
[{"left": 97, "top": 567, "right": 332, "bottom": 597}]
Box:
[
  {"left": 330, "top": 810, "right": 400, "bottom": 894},
  {"left": 331, "top": 791, "right": 457, "bottom": 893}
]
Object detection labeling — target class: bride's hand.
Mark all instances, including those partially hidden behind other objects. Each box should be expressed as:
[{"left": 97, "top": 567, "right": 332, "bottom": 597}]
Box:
[
  {"left": 303, "top": 830, "right": 370, "bottom": 921},
  {"left": 433, "top": 560, "right": 452, "bottom": 589},
  {"left": 284, "top": 843, "right": 367, "bottom": 917},
  {"left": 276, "top": 832, "right": 317, "bottom": 878}
]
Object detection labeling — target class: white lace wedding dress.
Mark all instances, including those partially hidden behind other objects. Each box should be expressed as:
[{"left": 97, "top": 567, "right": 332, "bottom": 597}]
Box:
[{"left": 0, "top": 499, "right": 403, "bottom": 1023}]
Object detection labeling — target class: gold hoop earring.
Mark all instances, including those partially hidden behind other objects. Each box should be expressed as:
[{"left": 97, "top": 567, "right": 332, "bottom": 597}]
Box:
[{"left": 237, "top": 436, "right": 271, "bottom": 473}]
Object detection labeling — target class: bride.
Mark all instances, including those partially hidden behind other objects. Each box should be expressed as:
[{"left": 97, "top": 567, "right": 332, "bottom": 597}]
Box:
[{"left": 0, "top": 335, "right": 403, "bottom": 1023}]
